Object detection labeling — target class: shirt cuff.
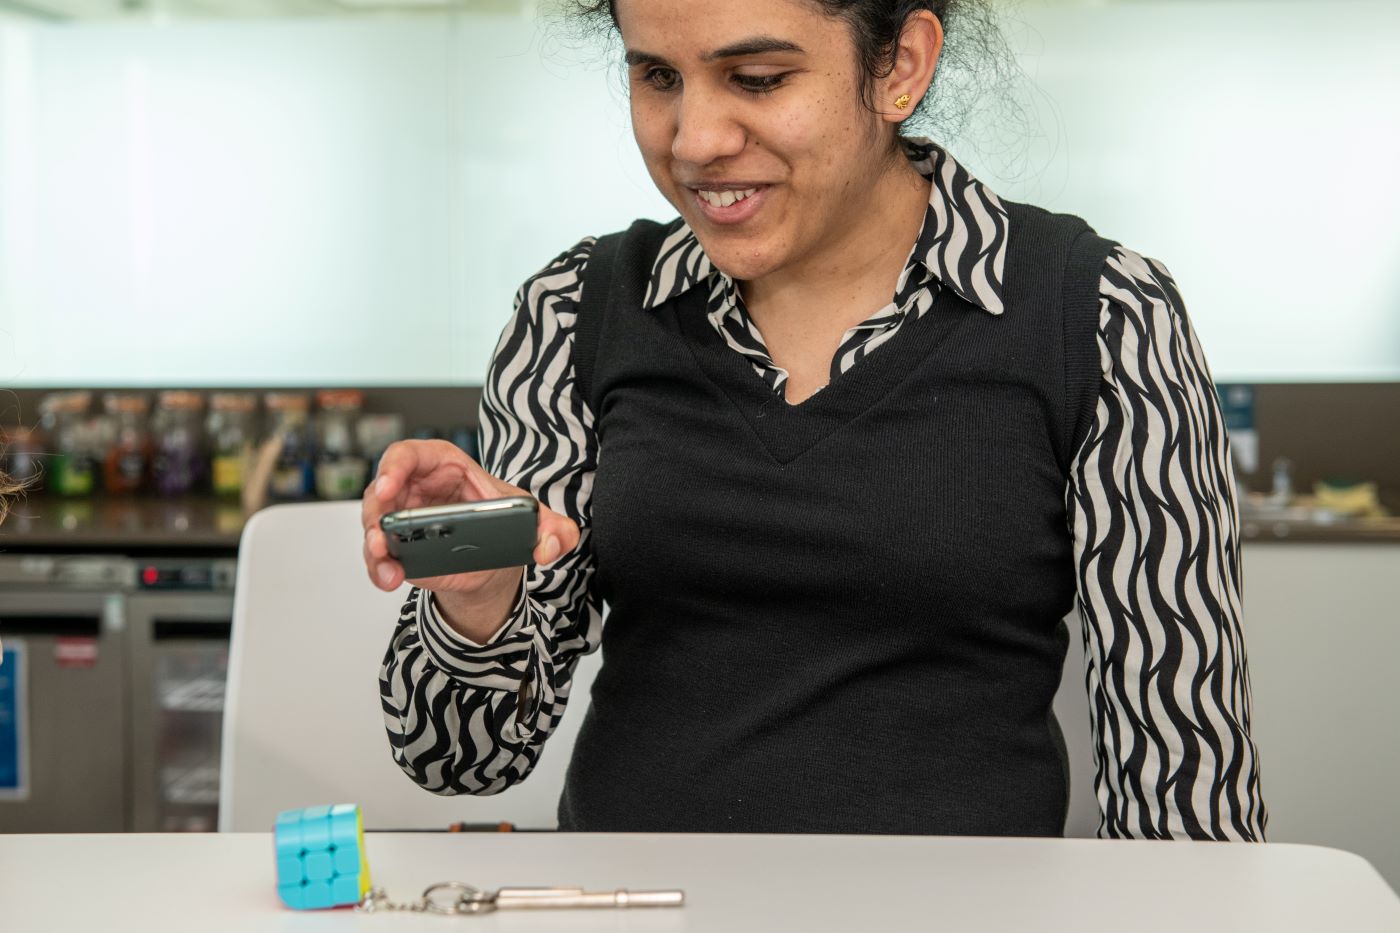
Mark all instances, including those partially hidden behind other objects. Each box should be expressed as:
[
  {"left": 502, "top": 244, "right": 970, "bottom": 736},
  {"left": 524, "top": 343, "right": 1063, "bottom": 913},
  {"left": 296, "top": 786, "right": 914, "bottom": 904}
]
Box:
[{"left": 413, "top": 584, "right": 536, "bottom": 691}]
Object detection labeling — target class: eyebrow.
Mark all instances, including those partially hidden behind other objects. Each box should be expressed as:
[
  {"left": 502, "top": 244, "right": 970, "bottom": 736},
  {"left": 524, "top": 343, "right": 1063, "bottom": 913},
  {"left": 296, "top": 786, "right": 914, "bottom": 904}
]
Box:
[{"left": 624, "top": 36, "right": 805, "bottom": 68}]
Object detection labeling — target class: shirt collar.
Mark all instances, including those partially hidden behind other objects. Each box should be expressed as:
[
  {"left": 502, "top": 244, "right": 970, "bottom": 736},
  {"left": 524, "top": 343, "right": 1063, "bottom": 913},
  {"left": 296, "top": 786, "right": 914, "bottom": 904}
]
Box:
[{"left": 640, "top": 136, "right": 1009, "bottom": 316}]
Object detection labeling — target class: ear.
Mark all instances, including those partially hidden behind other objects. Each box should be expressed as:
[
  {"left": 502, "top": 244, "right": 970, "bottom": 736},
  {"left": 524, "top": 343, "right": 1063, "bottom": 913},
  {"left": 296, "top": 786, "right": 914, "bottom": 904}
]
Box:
[{"left": 878, "top": 10, "right": 944, "bottom": 124}]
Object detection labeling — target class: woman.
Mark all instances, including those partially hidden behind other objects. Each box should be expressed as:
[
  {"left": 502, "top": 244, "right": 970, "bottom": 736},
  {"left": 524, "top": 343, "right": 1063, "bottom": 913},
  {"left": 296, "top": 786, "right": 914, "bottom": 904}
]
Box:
[{"left": 363, "top": 0, "right": 1265, "bottom": 839}]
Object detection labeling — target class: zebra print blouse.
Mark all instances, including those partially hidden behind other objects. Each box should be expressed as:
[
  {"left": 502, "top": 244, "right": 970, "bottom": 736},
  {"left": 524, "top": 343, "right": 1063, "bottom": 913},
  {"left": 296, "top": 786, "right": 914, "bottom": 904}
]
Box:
[{"left": 380, "top": 137, "right": 1267, "bottom": 841}]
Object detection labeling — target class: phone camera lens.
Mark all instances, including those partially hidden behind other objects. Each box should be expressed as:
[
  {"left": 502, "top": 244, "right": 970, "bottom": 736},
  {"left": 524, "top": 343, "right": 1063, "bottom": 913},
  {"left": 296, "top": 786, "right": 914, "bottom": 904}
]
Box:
[{"left": 428, "top": 524, "right": 452, "bottom": 539}]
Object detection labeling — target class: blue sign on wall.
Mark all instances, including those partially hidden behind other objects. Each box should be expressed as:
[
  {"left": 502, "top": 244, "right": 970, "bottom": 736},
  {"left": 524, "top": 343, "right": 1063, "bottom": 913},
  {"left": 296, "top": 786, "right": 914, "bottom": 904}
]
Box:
[
  {"left": 0, "top": 640, "right": 29, "bottom": 800},
  {"left": 1216, "top": 383, "right": 1259, "bottom": 476}
]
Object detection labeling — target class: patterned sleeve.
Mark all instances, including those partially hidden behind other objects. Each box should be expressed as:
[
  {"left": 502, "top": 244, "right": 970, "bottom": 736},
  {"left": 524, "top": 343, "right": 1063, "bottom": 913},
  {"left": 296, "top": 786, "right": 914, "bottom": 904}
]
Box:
[
  {"left": 1065, "top": 245, "right": 1267, "bottom": 840},
  {"left": 379, "top": 237, "right": 603, "bottom": 795}
]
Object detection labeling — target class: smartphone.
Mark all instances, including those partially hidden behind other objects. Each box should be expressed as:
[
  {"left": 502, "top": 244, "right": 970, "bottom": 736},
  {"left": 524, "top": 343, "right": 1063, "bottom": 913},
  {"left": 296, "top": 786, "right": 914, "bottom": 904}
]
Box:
[{"left": 379, "top": 496, "right": 538, "bottom": 578}]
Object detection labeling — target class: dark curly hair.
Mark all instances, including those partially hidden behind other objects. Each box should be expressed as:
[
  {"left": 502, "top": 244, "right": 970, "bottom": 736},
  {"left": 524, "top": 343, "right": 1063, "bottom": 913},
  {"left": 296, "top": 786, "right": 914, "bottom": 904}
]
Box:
[
  {"left": 0, "top": 469, "right": 22, "bottom": 524},
  {"left": 560, "top": 0, "right": 1013, "bottom": 140},
  {"left": 0, "top": 404, "right": 28, "bottom": 525}
]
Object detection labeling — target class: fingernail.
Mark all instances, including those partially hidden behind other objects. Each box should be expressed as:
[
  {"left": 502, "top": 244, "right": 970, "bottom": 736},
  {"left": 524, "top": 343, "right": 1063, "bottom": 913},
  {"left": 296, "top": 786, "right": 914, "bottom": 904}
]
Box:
[
  {"left": 542, "top": 535, "right": 560, "bottom": 563},
  {"left": 375, "top": 476, "right": 389, "bottom": 498},
  {"left": 377, "top": 564, "right": 395, "bottom": 587}
]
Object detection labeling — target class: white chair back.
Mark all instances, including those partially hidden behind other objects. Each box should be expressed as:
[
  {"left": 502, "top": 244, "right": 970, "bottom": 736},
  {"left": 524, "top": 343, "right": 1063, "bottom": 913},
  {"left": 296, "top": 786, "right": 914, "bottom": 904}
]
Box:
[{"left": 218, "top": 501, "right": 598, "bottom": 831}]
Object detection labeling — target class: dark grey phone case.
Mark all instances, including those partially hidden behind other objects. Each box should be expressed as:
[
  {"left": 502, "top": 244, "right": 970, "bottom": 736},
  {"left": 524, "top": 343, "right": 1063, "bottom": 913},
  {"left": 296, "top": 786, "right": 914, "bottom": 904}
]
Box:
[{"left": 380, "top": 497, "right": 538, "bottom": 578}]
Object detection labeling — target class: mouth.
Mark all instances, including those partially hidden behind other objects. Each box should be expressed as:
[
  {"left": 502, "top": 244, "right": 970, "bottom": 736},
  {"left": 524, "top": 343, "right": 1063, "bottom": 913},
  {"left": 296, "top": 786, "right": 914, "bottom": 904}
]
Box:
[{"left": 686, "top": 183, "right": 770, "bottom": 226}]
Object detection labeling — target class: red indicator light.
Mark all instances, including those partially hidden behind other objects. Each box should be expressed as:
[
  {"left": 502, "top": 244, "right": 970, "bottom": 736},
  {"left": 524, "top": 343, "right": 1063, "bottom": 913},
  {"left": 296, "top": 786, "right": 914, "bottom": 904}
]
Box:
[{"left": 142, "top": 566, "right": 160, "bottom": 586}]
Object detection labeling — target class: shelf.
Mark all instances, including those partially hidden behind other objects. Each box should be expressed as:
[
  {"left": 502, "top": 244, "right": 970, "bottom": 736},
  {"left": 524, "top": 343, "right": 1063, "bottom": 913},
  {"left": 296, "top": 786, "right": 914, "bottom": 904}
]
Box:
[
  {"left": 159, "top": 677, "right": 225, "bottom": 714},
  {"left": 0, "top": 496, "right": 247, "bottom": 550},
  {"left": 160, "top": 764, "right": 220, "bottom": 806}
]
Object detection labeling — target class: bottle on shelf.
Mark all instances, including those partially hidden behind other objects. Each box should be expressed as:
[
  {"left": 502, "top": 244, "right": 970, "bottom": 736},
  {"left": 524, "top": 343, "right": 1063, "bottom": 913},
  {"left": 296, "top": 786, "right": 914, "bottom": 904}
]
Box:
[
  {"left": 207, "top": 393, "right": 258, "bottom": 500},
  {"left": 263, "top": 393, "right": 315, "bottom": 501},
  {"left": 39, "top": 391, "right": 98, "bottom": 496},
  {"left": 356, "top": 413, "right": 404, "bottom": 482},
  {"left": 314, "top": 390, "right": 367, "bottom": 501},
  {"left": 102, "top": 393, "right": 152, "bottom": 495},
  {"left": 1268, "top": 456, "right": 1295, "bottom": 508},
  {"left": 151, "top": 391, "right": 207, "bottom": 496}
]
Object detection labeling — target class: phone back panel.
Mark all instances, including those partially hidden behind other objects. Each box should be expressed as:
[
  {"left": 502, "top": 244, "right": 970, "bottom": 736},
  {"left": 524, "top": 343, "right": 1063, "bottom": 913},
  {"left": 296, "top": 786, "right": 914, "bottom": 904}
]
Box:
[{"left": 382, "top": 503, "right": 536, "bottom": 578}]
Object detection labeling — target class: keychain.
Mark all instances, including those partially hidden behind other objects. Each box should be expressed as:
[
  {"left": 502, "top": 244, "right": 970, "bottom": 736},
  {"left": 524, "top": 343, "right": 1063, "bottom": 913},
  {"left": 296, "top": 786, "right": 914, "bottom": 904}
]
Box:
[
  {"left": 358, "top": 882, "right": 685, "bottom": 915},
  {"left": 273, "top": 804, "right": 685, "bottom": 915}
]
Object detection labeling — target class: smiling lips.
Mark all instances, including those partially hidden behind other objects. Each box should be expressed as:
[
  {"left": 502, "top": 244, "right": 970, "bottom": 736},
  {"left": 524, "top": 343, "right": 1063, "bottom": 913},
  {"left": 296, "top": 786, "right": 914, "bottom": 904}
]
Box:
[
  {"left": 697, "top": 187, "right": 758, "bottom": 207},
  {"left": 689, "top": 183, "right": 769, "bottom": 225}
]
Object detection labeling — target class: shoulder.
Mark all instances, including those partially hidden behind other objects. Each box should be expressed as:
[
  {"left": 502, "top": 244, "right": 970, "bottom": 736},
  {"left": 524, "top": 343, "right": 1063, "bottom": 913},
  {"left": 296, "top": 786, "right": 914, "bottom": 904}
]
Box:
[
  {"left": 1098, "top": 244, "right": 1186, "bottom": 316},
  {"left": 513, "top": 236, "right": 598, "bottom": 327},
  {"left": 486, "top": 238, "right": 600, "bottom": 374},
  {"left": 998, "top": 199, "right": 1187, "bottom": 323},
  {"left": 1092, "top": 243, "right": 1215, "bottom": 393},
  {"left": 512, "top": 217, "right": 689, "bottom": 325}
]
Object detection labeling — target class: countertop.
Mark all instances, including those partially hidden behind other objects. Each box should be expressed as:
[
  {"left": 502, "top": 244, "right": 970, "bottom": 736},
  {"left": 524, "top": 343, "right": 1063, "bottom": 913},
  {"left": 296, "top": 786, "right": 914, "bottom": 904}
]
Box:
[
  {"left": 1, "top": 495, "right": 1398, "bottom": 552},
  {"left": 1, "top": 832, "right": 1397, "bottom": 933},
  {"left": 1241, "top": 514, "right": 1400, "bottom": 543}
]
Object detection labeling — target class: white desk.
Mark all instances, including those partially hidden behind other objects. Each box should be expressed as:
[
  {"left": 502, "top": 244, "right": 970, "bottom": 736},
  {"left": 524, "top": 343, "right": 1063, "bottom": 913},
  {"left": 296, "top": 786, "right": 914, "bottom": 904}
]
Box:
[{"left": 2, "top": 833, "right": 1398, "bottom": 932}]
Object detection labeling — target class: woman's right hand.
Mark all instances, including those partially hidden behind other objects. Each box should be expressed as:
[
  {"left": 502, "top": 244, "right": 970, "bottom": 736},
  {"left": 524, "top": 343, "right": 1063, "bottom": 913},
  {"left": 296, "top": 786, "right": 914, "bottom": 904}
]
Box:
[{"left": 360, "top": 439, "right": 580, "bottom": 599}]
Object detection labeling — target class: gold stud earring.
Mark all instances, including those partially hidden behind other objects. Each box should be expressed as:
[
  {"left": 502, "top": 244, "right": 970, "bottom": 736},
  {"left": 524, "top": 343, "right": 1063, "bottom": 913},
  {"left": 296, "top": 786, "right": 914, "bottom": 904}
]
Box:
[{"left": 893, "top": 94, "right": 912, "bottom": 110}]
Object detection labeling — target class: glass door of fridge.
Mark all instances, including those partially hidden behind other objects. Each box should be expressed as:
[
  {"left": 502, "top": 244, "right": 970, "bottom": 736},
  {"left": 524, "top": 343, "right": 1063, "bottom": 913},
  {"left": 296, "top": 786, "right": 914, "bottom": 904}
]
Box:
[{"left": 126, "top": 592, "right": 232, "bottom": 832}]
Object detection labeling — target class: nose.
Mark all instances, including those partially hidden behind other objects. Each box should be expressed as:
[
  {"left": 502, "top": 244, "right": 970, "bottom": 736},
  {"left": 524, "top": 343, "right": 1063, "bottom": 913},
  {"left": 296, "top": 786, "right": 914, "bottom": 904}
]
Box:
[{"left": 670, "top": 83, "right": 746, "bottom": 167}]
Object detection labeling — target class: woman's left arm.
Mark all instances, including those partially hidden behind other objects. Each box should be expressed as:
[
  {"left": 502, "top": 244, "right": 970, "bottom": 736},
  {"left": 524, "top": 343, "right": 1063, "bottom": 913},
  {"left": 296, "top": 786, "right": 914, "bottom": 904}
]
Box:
[{"left": 1065, "top": 245, "right": 1267, "bottom": 841}]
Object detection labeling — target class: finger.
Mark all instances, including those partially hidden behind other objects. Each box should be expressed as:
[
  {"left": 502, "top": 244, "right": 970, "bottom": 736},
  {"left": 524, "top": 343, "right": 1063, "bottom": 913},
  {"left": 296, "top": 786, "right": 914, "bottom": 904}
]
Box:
[
  {"left": 373, "top": 554, "right": 404, "bottom": 591},
  {"left": 542, "top": 506, "right": 582, "bottom": 552},
  {"left": 364, "top": 440, "right": 467, "bottom": 529},
  {"left": 371, "top": 440, "right": 425, "bottom": 498},
  {"left": 365, "top": 525, "right": 390, "bottom": 561},
  {"left": 398, "top": 440, "right": 496, "bottom": 508},
  {"left": 362, "top": 538, "right": 402, "bottom": 592},
  {"left": 532, "top": 505, "right": 581, "bottom": 565},
  {"left": 362, "top": 450, "right": 412, "bottom": 532},
  {"left": 361, "top": 483, "right": 387, "bottom": 534},
  {"left": 370, "top": 440, "right": 469, "bottom": 518},
  {"left": 469, "top": 460, "right": 522, "bottom": 502},
  {"left": 377, "top": 559, "right": 403, "bottom": 590}
]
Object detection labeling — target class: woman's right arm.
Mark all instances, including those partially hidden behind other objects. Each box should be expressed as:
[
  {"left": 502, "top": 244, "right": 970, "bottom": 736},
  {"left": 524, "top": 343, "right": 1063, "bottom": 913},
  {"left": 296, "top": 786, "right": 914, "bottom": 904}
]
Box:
[{"left": 373, "top": 238, "right": 600, "bottom": 796}]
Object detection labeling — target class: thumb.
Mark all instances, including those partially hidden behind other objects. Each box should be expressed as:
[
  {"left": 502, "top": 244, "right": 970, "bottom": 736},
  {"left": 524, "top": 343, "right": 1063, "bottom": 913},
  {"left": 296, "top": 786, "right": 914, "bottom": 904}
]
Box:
[{"left": 533, "top": 505, "right": 581, "bottom": 566}]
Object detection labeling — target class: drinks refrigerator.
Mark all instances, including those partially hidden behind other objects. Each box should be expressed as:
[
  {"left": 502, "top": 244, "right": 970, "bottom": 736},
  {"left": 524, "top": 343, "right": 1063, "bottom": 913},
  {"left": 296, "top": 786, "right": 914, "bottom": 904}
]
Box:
[
  {"left": 0, "top": 557, "right": 129, "bottom": 832},
  {"left": 125, "top": 558, "right": 236, "bottom": 833},
  {"left": 0, "top": 555, "right": 235, "bottom": 833}
]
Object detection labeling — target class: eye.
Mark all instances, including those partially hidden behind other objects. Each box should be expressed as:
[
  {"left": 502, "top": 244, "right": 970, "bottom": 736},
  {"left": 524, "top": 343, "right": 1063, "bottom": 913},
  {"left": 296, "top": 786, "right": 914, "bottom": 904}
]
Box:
[
  {"left": 734, "top": 73, "right": 788, "bottom": 95},
  {"left": 642, "top": 66, "right": 680, "bottom": 92}
]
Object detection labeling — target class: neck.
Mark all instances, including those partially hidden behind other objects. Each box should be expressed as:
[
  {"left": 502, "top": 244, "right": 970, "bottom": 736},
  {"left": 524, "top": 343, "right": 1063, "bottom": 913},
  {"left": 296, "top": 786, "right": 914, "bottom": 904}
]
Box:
[{"left": 740, "top": 151, "right": 930, "bottom": 331}]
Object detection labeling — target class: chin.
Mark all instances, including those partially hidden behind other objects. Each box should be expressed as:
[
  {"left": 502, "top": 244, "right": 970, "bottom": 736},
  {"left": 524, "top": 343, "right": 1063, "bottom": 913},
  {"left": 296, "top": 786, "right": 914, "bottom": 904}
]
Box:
[{"left": 688, "top": 230, "right": 782, "bottom": 283}]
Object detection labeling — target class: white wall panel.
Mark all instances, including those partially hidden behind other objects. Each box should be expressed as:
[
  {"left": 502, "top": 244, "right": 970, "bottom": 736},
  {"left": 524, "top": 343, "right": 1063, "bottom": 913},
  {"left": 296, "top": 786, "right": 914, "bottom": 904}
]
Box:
[{"left": 1, "top": 2, "right": 1397, "bottom": 386}]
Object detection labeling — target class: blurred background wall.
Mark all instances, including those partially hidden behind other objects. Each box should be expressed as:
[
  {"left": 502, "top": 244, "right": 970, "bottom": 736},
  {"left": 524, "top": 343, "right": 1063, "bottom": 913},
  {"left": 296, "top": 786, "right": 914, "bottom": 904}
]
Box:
[{"left": 1, "top": 0, "right": 1397, "bottom": 387}]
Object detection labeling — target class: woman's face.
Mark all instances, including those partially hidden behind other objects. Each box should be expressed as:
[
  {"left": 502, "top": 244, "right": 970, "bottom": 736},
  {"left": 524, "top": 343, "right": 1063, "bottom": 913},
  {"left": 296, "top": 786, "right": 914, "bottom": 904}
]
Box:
[{"left": 616, "top": 0, "right": 891, "bottom": 283}]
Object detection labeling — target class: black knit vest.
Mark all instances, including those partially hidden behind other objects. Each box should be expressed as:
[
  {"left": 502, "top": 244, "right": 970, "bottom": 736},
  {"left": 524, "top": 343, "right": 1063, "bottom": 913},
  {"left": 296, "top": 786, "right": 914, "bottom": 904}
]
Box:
[{"left": 558, "top": 202, "right": 1116, "bottom": 835}]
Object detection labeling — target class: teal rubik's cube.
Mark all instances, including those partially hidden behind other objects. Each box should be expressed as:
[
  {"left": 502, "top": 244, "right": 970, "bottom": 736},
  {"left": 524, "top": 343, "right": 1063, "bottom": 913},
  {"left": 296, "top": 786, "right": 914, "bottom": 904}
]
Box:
[{"left": 274, "top": 804, "right": 372, "bottom": 910}]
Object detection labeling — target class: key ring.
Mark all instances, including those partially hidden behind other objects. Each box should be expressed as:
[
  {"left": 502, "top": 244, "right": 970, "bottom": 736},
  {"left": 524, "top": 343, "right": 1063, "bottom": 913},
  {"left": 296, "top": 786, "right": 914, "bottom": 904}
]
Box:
[
  {"left": 421, "top": 882, "right": 493, "bottom": 916},
  {"left": 276, "top": 804, "right": 683, "bottom": 915}
]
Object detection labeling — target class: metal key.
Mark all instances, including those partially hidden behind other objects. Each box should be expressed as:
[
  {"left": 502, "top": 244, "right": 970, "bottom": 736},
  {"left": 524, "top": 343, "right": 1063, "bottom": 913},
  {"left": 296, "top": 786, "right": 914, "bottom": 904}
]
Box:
[{"left": 423, "top": 882, "right": 685, "bottom": 915}]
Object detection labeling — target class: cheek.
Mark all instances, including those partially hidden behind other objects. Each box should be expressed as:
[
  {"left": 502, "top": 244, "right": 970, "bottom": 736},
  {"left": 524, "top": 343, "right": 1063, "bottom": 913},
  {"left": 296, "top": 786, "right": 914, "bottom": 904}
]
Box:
[
  {"left": 630, "top": 100, "right": 672, "bottom": 165},
  {"left": 765, "top": 77, "right": 866, "bottom": 174},
  {"left": 630, "top": 103, "right": 688, "bottom": 211}
]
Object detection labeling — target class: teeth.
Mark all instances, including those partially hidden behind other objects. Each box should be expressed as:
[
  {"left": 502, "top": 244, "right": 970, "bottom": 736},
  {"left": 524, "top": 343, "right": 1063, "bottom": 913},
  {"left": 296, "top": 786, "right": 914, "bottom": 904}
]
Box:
[{"left": 698, "top": 188, "right": 758, "bottom": 208}]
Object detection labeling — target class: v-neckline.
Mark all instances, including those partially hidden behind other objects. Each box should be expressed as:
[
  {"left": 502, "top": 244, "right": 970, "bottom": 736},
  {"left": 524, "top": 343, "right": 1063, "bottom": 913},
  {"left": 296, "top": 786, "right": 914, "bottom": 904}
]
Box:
[{"left": 668, "top": 284, "right": 978, "bottom": 465}]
